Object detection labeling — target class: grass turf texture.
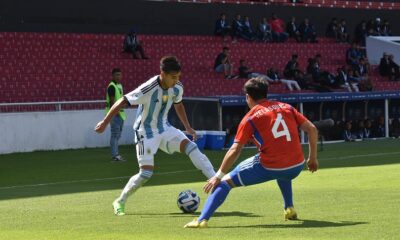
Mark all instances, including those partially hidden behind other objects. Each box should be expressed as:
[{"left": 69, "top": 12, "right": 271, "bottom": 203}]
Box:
[{"left": 0, "top": 139, "right": 399, "bottom": 240}]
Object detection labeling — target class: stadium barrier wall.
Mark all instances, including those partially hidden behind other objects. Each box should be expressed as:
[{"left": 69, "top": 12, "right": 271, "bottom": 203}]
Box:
[{"left": 0, "top": 109, "right": 137, "bottom": 154}]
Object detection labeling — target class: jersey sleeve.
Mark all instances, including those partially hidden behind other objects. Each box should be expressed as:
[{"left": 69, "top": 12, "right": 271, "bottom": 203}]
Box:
[
  {"left": 124, "top": 87, "right": 146, "bottom": 106},
  {"left": 291, "top": 107, "right": 308, "bottom": 126},
  {"left": 234, "top": 118, "right": 254, "bottom": 145},
  {"left": 174, "top": 83, "right": 183, "bottom": 104}
]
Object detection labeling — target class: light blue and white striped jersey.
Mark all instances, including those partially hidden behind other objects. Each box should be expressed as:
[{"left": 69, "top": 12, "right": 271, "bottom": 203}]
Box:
[{"left": 124, "top": 75, "right": 183, "bottom": 139}]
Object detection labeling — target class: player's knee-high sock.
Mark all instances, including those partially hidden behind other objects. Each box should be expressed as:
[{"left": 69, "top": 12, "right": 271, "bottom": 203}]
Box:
[
  {"left": 198, "top": 181, "right": 231, "bottom": 222},
  {"left": 277, "top": 179, "right": 293, "bottom": 209},
  {"left": 185, "top": 142, "right": 216, "bottom": 179},
  {"left": 116, "top": 169, "right": 153, "bottom": 203}
]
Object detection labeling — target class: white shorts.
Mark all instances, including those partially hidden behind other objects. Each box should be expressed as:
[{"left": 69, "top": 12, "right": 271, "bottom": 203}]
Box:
[{"left": 135, "top": 126, "right": 188, "bottom": 167}]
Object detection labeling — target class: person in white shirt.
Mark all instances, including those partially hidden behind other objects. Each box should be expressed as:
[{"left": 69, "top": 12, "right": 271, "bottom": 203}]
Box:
[{"left": 95, "top": 56, "right": 215, "bottom": 216}]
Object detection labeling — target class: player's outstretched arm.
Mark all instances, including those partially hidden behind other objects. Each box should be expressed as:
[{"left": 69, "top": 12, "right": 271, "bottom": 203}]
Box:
[
  {"left": 94, "top": 98, "right": 128, "bottom": 133},
  {"left": 174, "top": 102, "right": 197, "bottom": 141},
  {"left": 203, "top": 143, "right": 244, "bottom": 193},
  {"left": 300, "top": 120, "right": 319, "bottom": 172}
]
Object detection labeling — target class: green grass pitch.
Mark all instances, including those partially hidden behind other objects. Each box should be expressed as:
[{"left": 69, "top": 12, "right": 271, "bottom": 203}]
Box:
[{"left": 0, "top": 139, "right": 399, "bottom": 240}]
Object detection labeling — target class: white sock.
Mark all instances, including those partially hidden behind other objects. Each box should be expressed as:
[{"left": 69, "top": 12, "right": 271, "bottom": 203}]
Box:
[
  {"left": 116, "top": 170, "right": 153, "bottom": 203},
  {"left": 187, "top": 145, "right": 216, "bottom": 179}
]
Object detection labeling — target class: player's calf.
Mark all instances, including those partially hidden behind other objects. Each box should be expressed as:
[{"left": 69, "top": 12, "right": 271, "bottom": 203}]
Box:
[{"left": 183, "top": 141, "right": 215, "bottom": 179}]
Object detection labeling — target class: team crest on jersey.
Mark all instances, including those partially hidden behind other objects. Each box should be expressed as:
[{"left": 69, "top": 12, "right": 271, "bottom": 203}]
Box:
[
  {"left": 162, "top": 95, "right": 168, "bottom": 103},
  {"left": 172, "top": 95, "right": 176, "bottom": 101},
  {"left": 146, "top": 148, "right": 151, "bottom": 154}
]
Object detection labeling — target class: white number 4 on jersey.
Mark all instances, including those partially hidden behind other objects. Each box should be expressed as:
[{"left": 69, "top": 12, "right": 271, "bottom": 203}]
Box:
[{"left": 272, "top": 113, "right": 292, "bottom": 141}]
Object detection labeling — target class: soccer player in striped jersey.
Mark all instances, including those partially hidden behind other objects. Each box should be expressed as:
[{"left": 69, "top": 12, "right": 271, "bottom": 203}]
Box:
[
  {"left": 95, "top": 56, "right": 216, "bottom": 216},
  {"left": 184, "top": 77, "right": 319, "bottom": 228}
]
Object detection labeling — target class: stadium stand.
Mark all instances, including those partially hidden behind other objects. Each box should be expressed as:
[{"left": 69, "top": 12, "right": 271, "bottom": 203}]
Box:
[
  {"left": 169, "top": 0, "right": 400, "bottom": 10},
  {"left": 0, "top": 32, "right": 398, "bottom": 103}
]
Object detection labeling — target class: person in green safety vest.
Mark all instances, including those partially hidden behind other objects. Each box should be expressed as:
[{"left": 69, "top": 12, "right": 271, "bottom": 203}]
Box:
[{"left": 106, "top": 68, "right": 127, "bottom": 162}]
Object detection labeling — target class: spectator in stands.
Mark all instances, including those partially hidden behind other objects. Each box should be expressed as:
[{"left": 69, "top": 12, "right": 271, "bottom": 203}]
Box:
[
  {"left": 379, "top": 53, "right": 400, "bottom": 81},
  {"left": 337, "top": 19, "right": 349, "bottom": 43},
  {"left": 284, "top": 54, "right": 300, "bottom": 79},
  {"left": 343, "top": 121, "right": 356, "bottom": 142},
  {"left": 306, "top": 55, "right": 336, "bottom": 91},
  {"left": 336, "top": 66, "right": 359, "bottom": 92},
  {"left": 307, "top": 57, "right": 320, "bottom": 82},
  {"left": 354, "top": 57, "right": 373, "bottom": 91},
  {"left": 389, "top": 54, "right": 400, "bottom": 81},
  {"left": 294, "top": 69, "right": 309, "bottom": 90},
  {"left": 286, "top": 17, "right": 301, "bottom": 42},
  {"left": 214, "top": 47, "right": 235, "bottom": 79},
  {"left": 326, "top": 18, "right": 339, "bottom": 40},
  {"left": 364, "top": 119, "right": 373, "bottom": 138},
  {"left": 373, "top": 116, "right": 385, "bottom": 138},
  {"left": 379, "top": 52, "right": 391, "bottom": 77},
  {"left": 346, "top": 43, "right": 363, "bottom": 67},
  {"left": 357, "top": 119, "right": 373, "bottom": 139},
  {"left": 353, "top": 56, "right": 368, "bottom": 78},
  {"left": 106, "top": 68, "right": 126, "bottom": 162},
  {"left": 366, "top": 19, "right": 378, "bottom": 36},
  {"left": 257, "top": 17, "right": 272, "bottom": 42},
  {"left": 267, "top": 68, "right": 301, "bottom": 91},
  {"left": 123, "top": 29, "right": 148, "bottom": 59},
  {"left": 299, "top": 18, "right": 317, "bottom": 43},
  {"left": 238, "top": 59, "right": 269, "bottom": 80},
  {"left": 354, "top": 21, "right": 368, "bottom": 46},
  {"left": 243, "top": 16, "right": 256, "bottom": 41},
  {"left": 380, "top": 20, "right": 392, "bottom": 36},
  {"left": 390, "top": 118, "right": 400, "bottom": 138},
  {"left": 356, "top": 120, "right": 365, "bottom": 139},
  {"left": 347, "top": 68, "right": 362, "bottom": 86},
  {"left": 214, "top": 13, "right": 231, "bottom": 41},
  {"left": 269, "top": 13, "right": 288, "bottom": 42},
  {"left": 374, "top": 18, "right": 382, "bottom": 35},
  {"left": 231, "top": 14, "right": 252, "bottom": 41}
]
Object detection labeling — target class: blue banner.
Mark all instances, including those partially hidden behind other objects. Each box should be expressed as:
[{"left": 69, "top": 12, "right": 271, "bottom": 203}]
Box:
[{"left": 219, "top": 91, "right": 400, "bottom": 106}]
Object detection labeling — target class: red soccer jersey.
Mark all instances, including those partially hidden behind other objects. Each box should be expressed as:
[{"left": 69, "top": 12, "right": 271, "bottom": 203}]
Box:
[{"left": 234, "top": 100, "right": 308, "bottom": 169}]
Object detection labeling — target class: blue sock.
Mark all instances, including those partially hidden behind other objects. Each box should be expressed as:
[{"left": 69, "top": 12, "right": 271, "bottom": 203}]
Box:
[
  {"left": 277, "top": 179, "right": 293, "bottom": 209},
  {"left": 198, "top": 181, "right": 231, "bottom": 222}
]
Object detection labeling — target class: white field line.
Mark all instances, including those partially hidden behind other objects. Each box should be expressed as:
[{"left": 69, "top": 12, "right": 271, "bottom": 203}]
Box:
[
  {"left": 0, "top": 169, "right": 198, "bottom": 190},
  {"left": 1, "top": 151, "right": 400, "bottom": 190}
]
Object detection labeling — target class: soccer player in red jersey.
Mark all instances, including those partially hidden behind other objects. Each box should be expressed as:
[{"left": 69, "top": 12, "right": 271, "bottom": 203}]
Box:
[{"left": 185, "top": 77, "right": 319, "bottom": 228}]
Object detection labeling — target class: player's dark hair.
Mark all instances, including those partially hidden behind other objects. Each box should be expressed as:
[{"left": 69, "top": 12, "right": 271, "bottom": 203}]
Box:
[
  {"left": 112, "top": 68, "right": 121, "bottom": 75},
  {"left": 243, "top": 78, "right": 268, "bottom": 101},
  {"left": 160, "top": 56, "right": 181, "bottom": 73}
]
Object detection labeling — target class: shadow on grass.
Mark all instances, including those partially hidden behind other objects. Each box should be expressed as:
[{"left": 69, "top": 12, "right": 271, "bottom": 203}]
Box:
[
  {"left": 0, "top": 139, "right": 399, "bottom": 200},
  {"left": 215, "top": 219, "right": 368, "bottom": 229},
  {"left": 127, "top": 211, "right": 261, "bottom": 218}
]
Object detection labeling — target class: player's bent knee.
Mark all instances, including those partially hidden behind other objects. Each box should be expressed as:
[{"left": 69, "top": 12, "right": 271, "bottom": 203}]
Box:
[
  {"left": 183, "top": 141, "right": 198, "bottom": 156},
  {"left": 180, "top": 139, "right": 190, "bottom": 153},
  {"left": 140, "top": 165, "right": 154, "bottom": 171}
]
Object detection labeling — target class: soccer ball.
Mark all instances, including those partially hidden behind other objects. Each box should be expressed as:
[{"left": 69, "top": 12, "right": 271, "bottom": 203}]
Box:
[{"left": 177, "top": 190, "right": 200, "bottom": 213}]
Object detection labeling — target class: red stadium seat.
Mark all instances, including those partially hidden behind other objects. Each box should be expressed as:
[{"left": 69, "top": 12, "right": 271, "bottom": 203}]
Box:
[{"left": 0, "top": 32, "right": 397, "bottom": 102}]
